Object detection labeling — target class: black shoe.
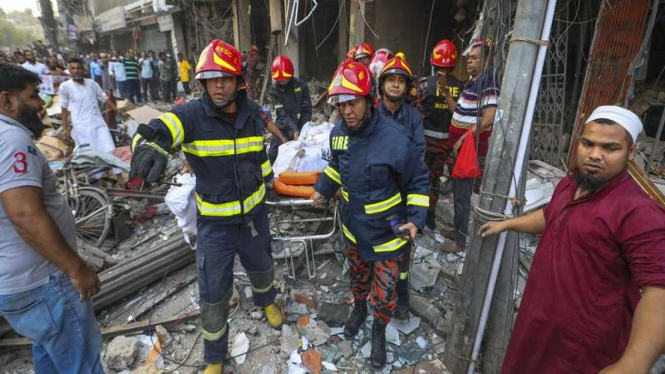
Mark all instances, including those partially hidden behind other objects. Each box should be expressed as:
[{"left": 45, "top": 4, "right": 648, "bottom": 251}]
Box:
[
  {"left": 370, "top": 319, "right": 387, "bottom": 370},
  {"left": 343, "top": 301, "right": 368, "bottom": 339},
  {"left": 394, "top": 305, "right": 409, "bottom": 320}
]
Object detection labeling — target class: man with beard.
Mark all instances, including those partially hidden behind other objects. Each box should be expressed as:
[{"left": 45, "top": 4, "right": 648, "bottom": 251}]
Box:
[
  {"left": 59, "top": 58, "right": 124, "bottom": 155},
  {"left": 479, "top": 106, "right": 665, "bottom": 374},
  {"left": 21, "top": 50, "right": 48, "bottom": 76},
  {"left": 0, "top": 63, "right": 104, "bottom": 373}
]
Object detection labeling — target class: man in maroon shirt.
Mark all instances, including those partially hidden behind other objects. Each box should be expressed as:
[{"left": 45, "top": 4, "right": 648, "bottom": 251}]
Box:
[{"left": 480, "top": 105, "right": 665, "bottom": 374}]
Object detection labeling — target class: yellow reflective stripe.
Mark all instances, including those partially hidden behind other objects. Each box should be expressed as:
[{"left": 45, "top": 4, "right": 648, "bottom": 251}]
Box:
[
  {"left": 235, "top": 136, "right": 264, "bottom": 155},
  {"left": 261, "top": 160, "right": 272, "bottom": 177},
  {"left": 407, "top": 194, "right": 430, "bottom": 208},
  {"left": 243, "top": 184, "right": 266, "bottom": 213},
  {"left": 158, "top": 112, "right": 185, "bottom": 148},
  {"left": 323, "top": 166, "right": 341, "bottom": 185},
  {"left": 374, "top": 237, "right": 408, "bottom": 253},
  {"left": 365, "top": 192, "right": 402, "bottom": 214},
  {"left": 196, "top": 184, "right": 265, "bottom": 217},
  {"left": 131, "top": 133, "right": 142, "bottom": 152},
  {"left": 182, "top": 136, "right": 264, "bottom": 157},
  {"left": 340, "top": 187, "right": 349, "bottom": 202},
  {"left": 183, "top": 139, "right": 235, "bottom": 157},
  {"left": 342, "top": 224, "right": 357, "bottom": 244},
  {"left": 399, "top": 271, "right": 409, "bottom": 280},
  {"left": 251, "top": 283, "right": 274, "bottom": 293},
  {"left": 196, "top": 194, "right": 242, "bottom": 216},
  {"left": 145, "top": 142, "right": 168, "bottom": 156},
  {"left": 202, "top": 323, "right": 227, "bottom": 341}
]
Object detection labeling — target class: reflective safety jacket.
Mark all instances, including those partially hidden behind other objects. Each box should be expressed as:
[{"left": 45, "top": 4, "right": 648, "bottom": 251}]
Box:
[
  {"left": 415, "top": 75, "right": 463, "bottom": 139},
  {"left": 314, "top": 110, "right": 430, "bottom": 261},
  {"left": 377, "top": 100, "right": 426, "bottom": 159},
  {"left": 143, "top": 91, "right": 273, "bottom": 224},
  {"left": 268, "top": 77, "right": 312, "bottom": 134}
]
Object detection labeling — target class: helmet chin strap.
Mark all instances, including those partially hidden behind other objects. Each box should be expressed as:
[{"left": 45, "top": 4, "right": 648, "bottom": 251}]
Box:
[{"left": 385, "top": 94, "right": 404, "bottom": 102}]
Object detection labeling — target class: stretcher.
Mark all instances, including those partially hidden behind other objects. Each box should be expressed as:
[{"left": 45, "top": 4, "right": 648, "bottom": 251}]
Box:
[{"left": 266, "top": 191, "right": 341, "bottom": 279}]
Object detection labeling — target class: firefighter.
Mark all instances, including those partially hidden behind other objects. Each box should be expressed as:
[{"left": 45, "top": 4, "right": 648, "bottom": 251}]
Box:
[
  {"left": 345, "top": 45, "right": 359, "bottom": 62},
  {"left": 130, "top": 40, "right": 283, "bottom": 374},
  {"left": 267, "top": 55, "right": 312, "bottom": 164},
  {"left": 376, "top": 54, "right": 425, "bottom": 320},
  {"left": 311, "top": 61, "right": 429, "bottom": 370},
  {"left": 354, "top": 42, "right": 375, "bottom": 66},
  {"left": 368, "top": 48, "right": 394, "bottom": 85},
  {"left": 416, "top": 39, "right": 464, "bottom": 243}
]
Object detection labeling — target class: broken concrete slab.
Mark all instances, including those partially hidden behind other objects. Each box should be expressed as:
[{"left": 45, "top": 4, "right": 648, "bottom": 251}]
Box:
[
  {"left": 104, "top": 335, "right": 139, "bottom": 371},
  {"left": 389, "top": 315, "right": 421, "bottom": 335},
  {"left": 385, "top": 324, "right": 401, "bottom": 346},
  {"left": 296, "top": 317, "right": 332, "bottom": 346},
  {"left": 155, "top": 325, "right": 171, "bottom": 347},
  {"left": 230, "top": 332, "right": 250, "bottom": 365},
  {"left": 280, "top": 324, "right": 300, "bottom": 358},
  {"left": 338, "top": 340, "right": 354, "bottom": 360},
  {"left": 318, "top": 303, "right": 350, "bottom": 327}
]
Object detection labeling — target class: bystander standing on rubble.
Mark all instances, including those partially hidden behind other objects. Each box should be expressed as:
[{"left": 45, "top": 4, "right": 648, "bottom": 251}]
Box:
[
  {"left": 416, "top": 40, "right": 464, "bottom": 244},
  {"left": 109, "top": 53, "right": 127, "bottom": 100},
  {"left": 139, "top": 51, "right": 157, "bottom": 102},
  {"left": 177, "top": 53, "right": 192, "bottom": 97},
  {"left": 158, "top": 52, "right": 175, "bottom": 103},
  {"left": 99, "top": 53, "right": 116, "bottom": 94},
  {"left": 131, "top": 39, "right": 283, "bottom": 374},
  {"left": 376, "top": 54, "right": 425, "bottom": 321},
  {"left": 121, "top": 49, "right": 141, "bottom": 104},
  {"left": 442, "top": 40, "right": 500, "bottom": 253},
  {"left": 21, "top": 50, "right": 48, "bottom": 76},
  {"left": 267, "top": 55, "right": 312, "bottom": 164},
  {"left": 59, "top": 58, "right": 126, "bottom": 161},
  {"left": 311, "top": 60, "right": 429, "bottom": 371},
  {"left": 0, "top": 62, "right": 104, "bottom": 374},
  {"left": 481, "top": 105, "right": 665, "bottom": 374}
]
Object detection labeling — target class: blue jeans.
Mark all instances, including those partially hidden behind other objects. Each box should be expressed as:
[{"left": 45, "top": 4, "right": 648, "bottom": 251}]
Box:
[{"left": 0, "top": 274, "right": 104, "bottom": 374}]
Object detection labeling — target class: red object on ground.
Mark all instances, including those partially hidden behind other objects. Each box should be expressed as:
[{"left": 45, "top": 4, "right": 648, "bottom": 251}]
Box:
[
  {"left": 451, "top": 130, "right": 481, "bottom": 179},
  {"left": 501, "top": 171, "right": 665, "bottom": 374}
]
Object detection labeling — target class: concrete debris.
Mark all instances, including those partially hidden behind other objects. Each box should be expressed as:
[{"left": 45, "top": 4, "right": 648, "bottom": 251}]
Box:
[
  {"left": 322, "top": 361, "right": 338, "bottom": 372},
  {"left": 385, "top": 324, "right": 401, "bottom": 346},
  {"left": 317, "top": 303, "right": 350, "bottom": 327},
  {"left": 296, "top": 316, "right": 332, "bottom": 346},
  {"left": 410, "top": 246, "right": 442, "bottom": 291},
  {"left": 230, "top": 332, "right": 250, "bottom": 365},
  {"left": 104, "top": 335, "right": 139, "bottom": 371},
  {"left": 288, "top": 350, "right": 307, "bottom": 374},
  {"left": 416, "top": 336, "right": 428, "bottom": 349},
  {"left": 390, "top": 316, "right": 422, "bottom": 335},
  {"left": 154, "top": 325, "right": 172, "bottom": 347},
  {"left": 360, "top": 341, "right": 371, "bottom": 358},
  {"left": 293, "top": 292, "right": 316, "bottom": 309},
  {"left": 322, "top": 345, "right": 340, "bottom": 362},
  {"left": 0, "top": 351, "right": 18, "bottom": 366},
  {"left": 338, "top": 340, "right": 354, "bottom": 360},
  {"left": 280, "top": 324, "right": 300, "bottom": 358},
  {"left": 301, "top": 349, "right": 322, "bottom": 374},
  {"left": 287, "top": 302, "right": 310, "bottom": 316}
]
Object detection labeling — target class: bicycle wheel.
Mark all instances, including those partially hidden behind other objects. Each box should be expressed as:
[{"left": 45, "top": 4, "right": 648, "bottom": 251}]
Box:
[{"left": 74, "top": 187, "right": 113, "bottom": 248}]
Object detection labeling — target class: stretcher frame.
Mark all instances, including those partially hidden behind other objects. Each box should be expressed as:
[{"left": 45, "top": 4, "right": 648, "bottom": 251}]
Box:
[{"left": 266, "top": 195, "right": 340, "bottom": 279}]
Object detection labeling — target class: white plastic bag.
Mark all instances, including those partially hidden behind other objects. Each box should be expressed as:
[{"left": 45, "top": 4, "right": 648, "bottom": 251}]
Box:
[{"left": 164, "top": 173, "right": 197, "bottom": 248}]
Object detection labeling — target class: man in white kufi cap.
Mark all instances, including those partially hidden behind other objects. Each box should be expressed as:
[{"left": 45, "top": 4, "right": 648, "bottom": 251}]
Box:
[{"left": 478, "top": 105, "right": 665, "bottom": 374}]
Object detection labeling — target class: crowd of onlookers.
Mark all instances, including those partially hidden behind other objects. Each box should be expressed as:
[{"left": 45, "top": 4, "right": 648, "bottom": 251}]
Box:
[{"left": 0, "top": 45, "right": 194, "bottom": 105}]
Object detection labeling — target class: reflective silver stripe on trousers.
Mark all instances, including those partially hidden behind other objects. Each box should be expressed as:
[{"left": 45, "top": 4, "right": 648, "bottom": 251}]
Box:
[{"left": 424, "top": 130, "right": 449, "bottom": 139}]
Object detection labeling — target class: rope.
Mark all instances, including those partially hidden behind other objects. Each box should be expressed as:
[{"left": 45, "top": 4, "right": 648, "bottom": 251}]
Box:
[
  {"left": 478, "top": 187, "right": 523, "bottom": 206},
  {"left": 510, "top": 36, "right": 550, "bottom": 46}
]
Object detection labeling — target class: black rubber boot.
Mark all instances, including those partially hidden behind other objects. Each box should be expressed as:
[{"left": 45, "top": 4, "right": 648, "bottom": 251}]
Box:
[
  {"left": 370, "top": 318, "right": 388, "bottom": 370},
  {"left": 394, "top": 305, "right": 409, "bottom": 320},
  {"left": 343, "top": 301, "right": 368, "bottom": 339}
]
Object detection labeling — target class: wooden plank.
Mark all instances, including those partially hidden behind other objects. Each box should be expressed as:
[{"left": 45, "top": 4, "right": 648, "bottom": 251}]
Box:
[
  {"left": 0, "top": 311, "right": 200, "bottom": 349},
  {"left": 628, "top": 160, "right": 665, "bottom": 207}
]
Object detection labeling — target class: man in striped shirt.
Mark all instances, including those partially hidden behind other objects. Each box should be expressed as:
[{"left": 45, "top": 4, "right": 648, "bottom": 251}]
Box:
[
  {"left": 121, "top": 49, "right": 142, "bottom": 104},
  {"left": 442, "top": 40, "right": 500, "bottom": 253}
]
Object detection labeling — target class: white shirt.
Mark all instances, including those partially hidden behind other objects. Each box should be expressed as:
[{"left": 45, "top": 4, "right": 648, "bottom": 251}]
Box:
[
  {"left": 21, "top": 61, "right": 49, "bottom": 75},
  {"left": 109, "top": 60, "right": 126, "bottom": 81},
  {"left": 59, "top": 79, "right": 115, "bottom": 152}
]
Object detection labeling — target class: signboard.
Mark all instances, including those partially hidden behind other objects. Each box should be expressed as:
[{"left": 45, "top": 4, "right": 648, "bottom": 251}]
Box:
[
  {"left": 67, "top": 24, "right": 78, "bottom": 40},
  {"left": 73, "top": 14, "right": 94, "bottom": 32},
  {"left": 39, "top": 75, "right": 70, "bottom": 95},
  {"left": 157, "top": 14, "right": 173, "bottom": 32},
  {"left": 96, "top": 7, "right": 127, "bottom": 32}
]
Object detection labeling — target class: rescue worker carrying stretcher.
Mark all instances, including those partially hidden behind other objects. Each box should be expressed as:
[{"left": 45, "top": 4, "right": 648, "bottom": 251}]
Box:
[
  {"left": 376, "top": 53, "right": 426, "bottom": 321},
  {"left": 416, "top": 39, "right": 464, "bottom": 243},
  {"left": 268, "top": 55, "right": 312, "bottom": 164},
  {"left": 129, "top": 40, "right": 283, "bottom": 374},
  {"left": 311, "top": 60, "right": 429, "bottom": 370}
]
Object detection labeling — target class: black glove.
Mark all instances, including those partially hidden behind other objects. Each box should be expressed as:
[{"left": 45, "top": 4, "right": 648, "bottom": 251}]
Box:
[{"left": 130, "top": 141, "right": 168, "bottom": 183}]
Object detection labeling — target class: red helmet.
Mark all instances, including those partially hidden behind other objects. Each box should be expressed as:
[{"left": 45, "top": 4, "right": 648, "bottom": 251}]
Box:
[
  {"left": 251, "top": 45, "right": 259, "bottom": 52},
  {"left": 328, "top": 60, "right": 372, "bottom": 105},
  {"left": 195, "top": 40, "right": 242, "bottom": 80},
  {"left": 380, "top": 55, "right": 413, "bottom": 80},
  {"left": 271, "top": 55, "right": 294, "bottom": 82},
  {"left": 430, "top": 39, "right": 457, "bottom": 68},
  {"left": 346, "top": 45, "right": 358, "bottom": 60},
  {"left": 354, "top": 42, "right": 375, "bottom": 61},
  {"left": 370, "top": 48, "right": 393, "bottom": 67}
]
